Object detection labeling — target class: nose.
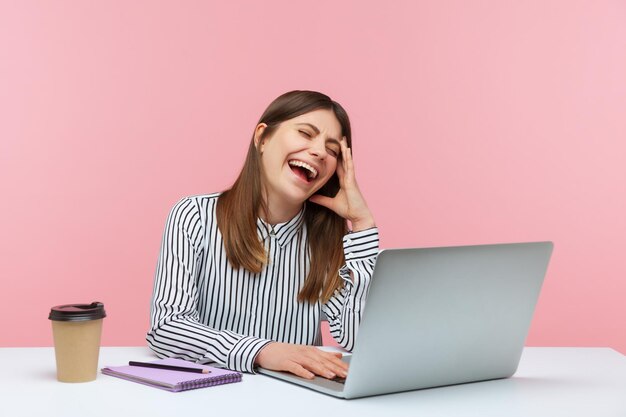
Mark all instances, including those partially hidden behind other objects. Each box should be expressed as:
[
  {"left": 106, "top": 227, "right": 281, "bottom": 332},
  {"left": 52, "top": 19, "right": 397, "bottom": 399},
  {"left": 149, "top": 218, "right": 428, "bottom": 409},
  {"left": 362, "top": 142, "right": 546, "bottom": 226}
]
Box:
[{"left": 308, "top": 137, "right": 326, "bottom": 159}]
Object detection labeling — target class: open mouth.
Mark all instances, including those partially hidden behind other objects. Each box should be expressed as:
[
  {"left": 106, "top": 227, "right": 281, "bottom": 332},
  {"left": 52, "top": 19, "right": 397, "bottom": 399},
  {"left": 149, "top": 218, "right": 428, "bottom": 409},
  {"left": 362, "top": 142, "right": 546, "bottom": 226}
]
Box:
[{"left": 288, "top": 160, "right": 318, "bottom": 183}]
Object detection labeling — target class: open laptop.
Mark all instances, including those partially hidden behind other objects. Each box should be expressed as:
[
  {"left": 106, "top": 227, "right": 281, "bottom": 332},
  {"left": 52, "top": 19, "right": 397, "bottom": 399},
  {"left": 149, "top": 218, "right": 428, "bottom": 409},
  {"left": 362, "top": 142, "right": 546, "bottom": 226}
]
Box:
[{"left": 257, "top": 241, "right": 553, "bottom": 399}]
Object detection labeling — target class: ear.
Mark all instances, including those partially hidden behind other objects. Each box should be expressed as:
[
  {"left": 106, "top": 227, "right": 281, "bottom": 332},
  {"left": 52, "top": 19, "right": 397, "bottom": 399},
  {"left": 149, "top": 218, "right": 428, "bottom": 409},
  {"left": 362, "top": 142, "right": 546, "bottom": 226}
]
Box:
[{"left": 254, "top": 123, "right": 268, "bottom": 152}]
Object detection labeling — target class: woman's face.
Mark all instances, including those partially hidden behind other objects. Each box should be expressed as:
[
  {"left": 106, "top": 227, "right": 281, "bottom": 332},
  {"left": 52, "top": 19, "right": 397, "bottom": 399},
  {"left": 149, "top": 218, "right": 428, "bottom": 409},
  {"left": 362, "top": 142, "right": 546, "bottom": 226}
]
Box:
[{"left": 256, "top": 108, "right": 343, "bottom": 209}]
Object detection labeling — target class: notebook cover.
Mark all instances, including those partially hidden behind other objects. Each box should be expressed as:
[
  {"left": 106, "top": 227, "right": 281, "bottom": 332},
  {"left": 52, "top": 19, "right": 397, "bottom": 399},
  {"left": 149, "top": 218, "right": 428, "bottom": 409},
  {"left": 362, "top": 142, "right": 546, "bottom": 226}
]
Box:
[{"left": 101, "top": 358, "right": 242, "bottom": 392}]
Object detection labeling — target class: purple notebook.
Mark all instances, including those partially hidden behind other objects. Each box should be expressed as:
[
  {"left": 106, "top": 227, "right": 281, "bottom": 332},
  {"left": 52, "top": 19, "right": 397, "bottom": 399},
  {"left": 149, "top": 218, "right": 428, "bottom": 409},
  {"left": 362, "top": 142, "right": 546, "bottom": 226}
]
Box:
[{"left": 101, "top": 358, "right": 242, "bottom": 392}]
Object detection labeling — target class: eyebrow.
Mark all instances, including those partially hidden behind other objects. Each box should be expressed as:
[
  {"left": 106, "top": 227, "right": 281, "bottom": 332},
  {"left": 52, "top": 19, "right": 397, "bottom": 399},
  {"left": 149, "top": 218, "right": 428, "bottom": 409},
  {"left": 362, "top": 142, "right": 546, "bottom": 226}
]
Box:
[{"left": 296, "top": 123, "right": 341, "bottom": 145}]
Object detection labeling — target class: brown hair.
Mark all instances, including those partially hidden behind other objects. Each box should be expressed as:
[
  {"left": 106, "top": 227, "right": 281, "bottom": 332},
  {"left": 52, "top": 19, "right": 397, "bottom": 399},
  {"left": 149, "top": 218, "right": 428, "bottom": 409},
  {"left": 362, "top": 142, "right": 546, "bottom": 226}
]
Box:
[{"left": 216, "top": 90, "right": 352, "bottom": 303}]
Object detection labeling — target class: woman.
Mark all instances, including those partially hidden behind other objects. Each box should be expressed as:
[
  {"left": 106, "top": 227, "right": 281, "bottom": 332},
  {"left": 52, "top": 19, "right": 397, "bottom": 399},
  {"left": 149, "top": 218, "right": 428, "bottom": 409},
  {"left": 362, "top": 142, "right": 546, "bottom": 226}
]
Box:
[{"left": 147, "top": 90, "right": 379, "bottom": 380}]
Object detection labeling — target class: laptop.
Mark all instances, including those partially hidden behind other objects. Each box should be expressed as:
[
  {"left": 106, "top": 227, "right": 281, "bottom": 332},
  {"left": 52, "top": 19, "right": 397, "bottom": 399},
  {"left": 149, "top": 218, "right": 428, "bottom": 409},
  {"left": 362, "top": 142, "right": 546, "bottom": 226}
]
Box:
[{"left": 257, "top": 241, "right": 553, "bottom": 399}]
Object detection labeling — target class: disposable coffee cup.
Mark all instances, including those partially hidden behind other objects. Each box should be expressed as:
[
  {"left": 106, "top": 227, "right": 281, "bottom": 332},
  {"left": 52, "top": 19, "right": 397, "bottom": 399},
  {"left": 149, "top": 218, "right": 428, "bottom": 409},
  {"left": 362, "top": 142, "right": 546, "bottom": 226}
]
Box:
[{"left": 49, "top": 302, "right": 106, "bottom": 382}]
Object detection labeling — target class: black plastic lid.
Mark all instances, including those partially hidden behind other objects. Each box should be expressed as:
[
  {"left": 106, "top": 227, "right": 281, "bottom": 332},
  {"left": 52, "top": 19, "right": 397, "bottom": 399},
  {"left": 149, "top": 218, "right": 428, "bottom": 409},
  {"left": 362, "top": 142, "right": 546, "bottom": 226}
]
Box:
[{"left": 48, "top": 302, "right": 106, "bottom": 322}]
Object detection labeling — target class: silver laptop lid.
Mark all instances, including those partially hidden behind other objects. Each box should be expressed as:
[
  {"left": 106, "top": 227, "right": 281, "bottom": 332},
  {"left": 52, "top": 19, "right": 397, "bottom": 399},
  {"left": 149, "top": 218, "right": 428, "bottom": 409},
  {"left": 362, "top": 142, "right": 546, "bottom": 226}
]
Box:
[{"left": 343, "top": 241, "right": 553, "bottom": 398}]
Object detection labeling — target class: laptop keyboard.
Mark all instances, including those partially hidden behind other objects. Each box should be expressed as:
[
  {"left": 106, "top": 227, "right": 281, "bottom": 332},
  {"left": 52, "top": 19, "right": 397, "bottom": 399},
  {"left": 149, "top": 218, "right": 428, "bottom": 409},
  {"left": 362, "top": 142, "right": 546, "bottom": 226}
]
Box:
[{"left": 332, "top": 376, "right": 346, "bottom": 384}]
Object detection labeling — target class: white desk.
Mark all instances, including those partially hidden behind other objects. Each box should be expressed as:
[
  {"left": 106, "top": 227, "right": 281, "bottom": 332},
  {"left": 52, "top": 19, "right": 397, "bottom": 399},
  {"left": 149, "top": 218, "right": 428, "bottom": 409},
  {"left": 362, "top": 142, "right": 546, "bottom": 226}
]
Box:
[{"left": 1, "top": 347, "right": 624, "bottom": 417}]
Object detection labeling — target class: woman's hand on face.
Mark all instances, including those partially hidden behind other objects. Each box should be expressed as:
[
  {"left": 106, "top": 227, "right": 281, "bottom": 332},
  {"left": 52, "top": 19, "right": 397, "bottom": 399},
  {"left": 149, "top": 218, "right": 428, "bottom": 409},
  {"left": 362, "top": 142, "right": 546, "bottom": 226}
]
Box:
[
  {"left": 254, "top": 342, "right": 348, "bottom": 380},
  {"left": 309, "top": 137, "right": 375, "bottom": 232}
]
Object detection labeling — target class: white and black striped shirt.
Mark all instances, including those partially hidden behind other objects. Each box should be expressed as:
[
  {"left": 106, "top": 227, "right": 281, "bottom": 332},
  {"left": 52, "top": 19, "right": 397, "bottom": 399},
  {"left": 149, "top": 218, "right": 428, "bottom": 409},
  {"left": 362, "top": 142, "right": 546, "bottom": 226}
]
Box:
[{"left": 147, "top": 193, "right": 379, "bottom": 373}]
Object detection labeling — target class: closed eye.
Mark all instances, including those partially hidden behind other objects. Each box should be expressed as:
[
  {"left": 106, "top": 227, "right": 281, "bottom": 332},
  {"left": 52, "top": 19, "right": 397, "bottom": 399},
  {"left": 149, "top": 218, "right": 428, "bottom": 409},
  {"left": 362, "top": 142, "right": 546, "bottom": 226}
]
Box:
[
  {"left": 299, "top": 130, "right": 312, "bottom": 138},
  {"left": 326, "top": 147, "right": 339, "bottom": 158}
]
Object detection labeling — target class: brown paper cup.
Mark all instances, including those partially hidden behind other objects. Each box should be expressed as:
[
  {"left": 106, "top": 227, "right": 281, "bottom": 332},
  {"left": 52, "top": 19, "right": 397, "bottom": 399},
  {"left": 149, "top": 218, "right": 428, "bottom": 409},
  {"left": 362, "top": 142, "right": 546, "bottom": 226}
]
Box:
[{"left": 49, "top": 302, "right": 106, "bottom": 383}]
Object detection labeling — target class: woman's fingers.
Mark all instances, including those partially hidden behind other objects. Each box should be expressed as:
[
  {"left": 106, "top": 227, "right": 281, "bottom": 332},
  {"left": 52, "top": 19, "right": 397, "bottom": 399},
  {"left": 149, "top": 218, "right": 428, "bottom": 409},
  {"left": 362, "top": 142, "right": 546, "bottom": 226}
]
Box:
[
  {"left": 338, "top": 138, "right": 358, "bottom": 193},
  {"left": 299, "top": 357, "right": 337, "bottom": 379},
  {"left": 286, "top": 362, "right": 315, "bottom": 379},
  {"left": 334, "top": 145, "right": 348, "bottom": 190},
  {"left": 339, "top": 138, "right": 348, "bottom": 179},
  {"left": 294, "top": 349, "right": 347, "bottom": 379},
  {"left": 321, "top": 353, "right": 349, "bottom": 377},
  {"left": 341, "top": 136, "right": 354, "bottom": 175}
]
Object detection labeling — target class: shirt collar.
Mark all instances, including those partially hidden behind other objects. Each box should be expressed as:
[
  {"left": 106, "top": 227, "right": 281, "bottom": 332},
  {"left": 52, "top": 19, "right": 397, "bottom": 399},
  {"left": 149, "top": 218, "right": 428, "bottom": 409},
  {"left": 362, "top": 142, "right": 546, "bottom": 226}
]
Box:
[{"left": 257, "top": 206, "right": 306, "bottom": 247}]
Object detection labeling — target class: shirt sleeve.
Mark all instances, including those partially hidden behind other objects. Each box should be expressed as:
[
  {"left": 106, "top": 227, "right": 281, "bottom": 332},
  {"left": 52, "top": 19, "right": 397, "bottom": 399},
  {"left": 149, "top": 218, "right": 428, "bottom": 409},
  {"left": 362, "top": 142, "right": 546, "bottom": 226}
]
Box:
[
  {"left": 321, "top": 227, "right": 379, "bottom": 351},
  {"left": 146, "top": 197, "right": 272, "bottom": 373}
]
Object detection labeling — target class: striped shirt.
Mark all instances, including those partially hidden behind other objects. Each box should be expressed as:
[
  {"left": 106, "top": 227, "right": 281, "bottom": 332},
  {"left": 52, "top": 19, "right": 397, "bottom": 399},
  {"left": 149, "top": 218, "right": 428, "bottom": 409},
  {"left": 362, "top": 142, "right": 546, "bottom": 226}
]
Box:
[{"left": 146, "top": 193, "right": 379, "bottom": 373}]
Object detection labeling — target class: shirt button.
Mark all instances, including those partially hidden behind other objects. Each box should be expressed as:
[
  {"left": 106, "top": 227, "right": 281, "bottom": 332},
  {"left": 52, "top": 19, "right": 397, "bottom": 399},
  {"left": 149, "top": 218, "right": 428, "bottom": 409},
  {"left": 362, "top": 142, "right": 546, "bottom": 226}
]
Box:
[
  {"left": 345, "top": 252, "right": 353, "bottom": 259},
  {"left": 346, "top": 238, "right": 353, "bottom": 245}
]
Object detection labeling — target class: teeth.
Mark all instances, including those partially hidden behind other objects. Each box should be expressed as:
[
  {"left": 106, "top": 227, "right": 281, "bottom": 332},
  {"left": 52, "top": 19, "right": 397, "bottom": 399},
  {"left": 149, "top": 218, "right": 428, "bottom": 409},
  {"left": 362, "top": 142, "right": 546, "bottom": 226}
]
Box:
[{"left": 288, "top": 160, "right": 318, "bottom": 179}]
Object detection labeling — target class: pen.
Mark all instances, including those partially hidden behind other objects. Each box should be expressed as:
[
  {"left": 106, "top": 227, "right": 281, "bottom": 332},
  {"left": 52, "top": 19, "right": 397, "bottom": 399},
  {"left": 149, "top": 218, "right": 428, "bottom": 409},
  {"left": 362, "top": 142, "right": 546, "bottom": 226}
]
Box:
[{"left": 128, "top": 361, "right": 211, "bottom": 374}]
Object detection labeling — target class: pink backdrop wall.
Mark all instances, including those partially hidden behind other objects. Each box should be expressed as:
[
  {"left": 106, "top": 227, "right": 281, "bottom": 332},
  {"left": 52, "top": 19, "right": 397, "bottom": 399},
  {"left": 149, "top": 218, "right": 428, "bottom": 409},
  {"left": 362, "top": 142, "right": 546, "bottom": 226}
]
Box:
[{"left": 1, "top": 1, "right": 625, "bottom": 353}]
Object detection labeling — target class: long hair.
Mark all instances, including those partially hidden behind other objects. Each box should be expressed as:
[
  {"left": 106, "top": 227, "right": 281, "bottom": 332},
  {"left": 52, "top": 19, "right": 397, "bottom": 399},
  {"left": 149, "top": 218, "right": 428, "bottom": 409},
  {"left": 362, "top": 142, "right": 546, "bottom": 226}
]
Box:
[{"left": 216, "top": 90, "right": 352, "bottom": 303}]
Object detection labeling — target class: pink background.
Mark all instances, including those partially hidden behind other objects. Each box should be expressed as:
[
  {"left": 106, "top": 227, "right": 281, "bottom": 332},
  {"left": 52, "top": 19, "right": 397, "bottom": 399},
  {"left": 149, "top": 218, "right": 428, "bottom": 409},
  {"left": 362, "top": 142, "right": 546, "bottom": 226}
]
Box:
[{"left": 1, "top": 1, "right": 625, "bottom": 353}]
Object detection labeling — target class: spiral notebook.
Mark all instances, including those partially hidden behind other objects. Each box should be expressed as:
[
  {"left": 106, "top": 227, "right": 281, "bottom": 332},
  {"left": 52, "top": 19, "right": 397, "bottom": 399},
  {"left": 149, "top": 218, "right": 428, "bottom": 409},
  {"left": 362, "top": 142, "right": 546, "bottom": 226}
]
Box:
[{"left": 101, "top": 358, "right": 242, "bottom": 392}]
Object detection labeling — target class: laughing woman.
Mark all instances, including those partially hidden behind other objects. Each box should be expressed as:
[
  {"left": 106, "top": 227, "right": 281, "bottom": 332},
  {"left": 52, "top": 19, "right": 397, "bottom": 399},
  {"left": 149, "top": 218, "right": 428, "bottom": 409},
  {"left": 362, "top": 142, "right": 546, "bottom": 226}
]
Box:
[{"left": 147, "top": 90, "right": 379, "bottom": 380}]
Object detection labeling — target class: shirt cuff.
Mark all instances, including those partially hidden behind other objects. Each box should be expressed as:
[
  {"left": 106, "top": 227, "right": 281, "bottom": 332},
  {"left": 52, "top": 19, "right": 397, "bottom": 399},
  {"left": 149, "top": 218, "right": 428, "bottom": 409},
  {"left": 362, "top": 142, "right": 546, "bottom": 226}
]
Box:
[
  {"left": 341, "top": 227, "right": 379, "bottom": 280},
  {"left": 227, "top": 335, "right": 273, "bottom": 373}
]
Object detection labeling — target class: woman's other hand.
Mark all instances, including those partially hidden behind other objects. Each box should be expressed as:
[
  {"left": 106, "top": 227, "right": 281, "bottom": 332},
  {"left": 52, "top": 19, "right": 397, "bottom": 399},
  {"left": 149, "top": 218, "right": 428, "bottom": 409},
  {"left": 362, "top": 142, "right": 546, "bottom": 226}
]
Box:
[{"left": 309, "top": 137, "right": 375, "bottom": 232}]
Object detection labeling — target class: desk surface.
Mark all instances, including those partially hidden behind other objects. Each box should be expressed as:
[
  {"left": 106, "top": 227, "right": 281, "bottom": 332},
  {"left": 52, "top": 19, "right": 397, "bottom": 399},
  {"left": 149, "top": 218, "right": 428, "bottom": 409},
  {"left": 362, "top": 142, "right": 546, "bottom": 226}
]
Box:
[{"left": 1, "top": 347, "right": 624, "bottom": 417}]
